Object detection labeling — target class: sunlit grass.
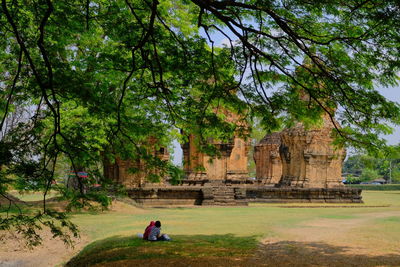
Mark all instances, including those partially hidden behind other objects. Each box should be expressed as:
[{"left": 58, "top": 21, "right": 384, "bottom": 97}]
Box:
[
  {"left": 8, "top": 190, "right": 59, "bottom": 202},
  {"left": 69, "top": 191, "right": 400, "bottom": 241},
  {"left": 64, "top": 190, "right": 400, "bottom": 265},
  {"left": 361, "top": 191, "right": 400, "bottom": 206},
  {"left": 3, "top": 190, "right": 400, "bottom": 265}
]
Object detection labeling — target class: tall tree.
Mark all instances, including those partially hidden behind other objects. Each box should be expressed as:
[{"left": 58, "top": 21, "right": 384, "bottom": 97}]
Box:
[{"left": 1, "top": 0, "right": 400, "bottom": 245}]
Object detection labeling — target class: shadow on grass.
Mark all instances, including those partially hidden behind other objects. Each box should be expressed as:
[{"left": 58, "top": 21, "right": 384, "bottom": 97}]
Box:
[
  {"left": 66, "top": 234, "right": 259, "bottom": 267},
  {"left": 67, "top": 236, "right": 400, "bottom": 267},
  {"left": 250, "top": 240, "right": 400, "bottom": 267}
]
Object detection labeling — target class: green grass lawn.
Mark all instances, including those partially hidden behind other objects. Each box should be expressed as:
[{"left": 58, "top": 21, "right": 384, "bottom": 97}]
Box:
[
  {"left": 8, "top": 190, "right": 59, "bottom": 202},
  {"left": 65, "top": 191, "right": 400, "bottom": 266}
]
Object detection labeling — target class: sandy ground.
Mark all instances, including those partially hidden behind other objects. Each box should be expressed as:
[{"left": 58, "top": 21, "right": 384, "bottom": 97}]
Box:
[
  {"left": 0, "top": 200, "right": 142, "bottom": 267},
  {"left": 0, "top": 230, "right": 88, "bottom": 267},
  {"left": 0, "top": 194, "right": 87, "bottom": 267}
]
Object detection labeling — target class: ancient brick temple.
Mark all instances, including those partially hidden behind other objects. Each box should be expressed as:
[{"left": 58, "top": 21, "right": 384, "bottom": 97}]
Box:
[
  {"left": 253, "top": 132, "right": 282, "bottom": 185},
  {"left": 125, "top": 118, "right": 361, "bottom": 204},
  {"left": 103, "top": 137, "right": 169, "bottom": 188},
  {"left": 253, "top": 114, "right": 346, "bottom": 188},
  {"left": 181, "top": 134, "right": 250, "bottom": 182},
  {"left": 181, "top": 110, "right": 250, "bottom": 184},
  {"left": 121, "top": 65, "right": 361, "bottom": 204},
  {"left": 278, "top": 114, "right": 346, "bottom": 188}
]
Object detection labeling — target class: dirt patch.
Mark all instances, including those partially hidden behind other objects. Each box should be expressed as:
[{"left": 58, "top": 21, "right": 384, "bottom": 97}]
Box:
[
  {"left": 0, "top": 199, "right": 142, "bottom": 266},
  {"left": 250, "top": 240, "right": 400, "bottom": 267},
  {"left": 0, "top": 229, "right": 89, "bottom": 267},
  {"left": 0, "top": 193, "right": 23, "bottom": 205},
  {"left": 254, "top": 211, "right": 400, "bottom": 266},
  {"left": 108, "top": 200, "right": 148, "bottom": 214},
  {"left": 281, "top": 211, "right": 400, "bottom": 245}
]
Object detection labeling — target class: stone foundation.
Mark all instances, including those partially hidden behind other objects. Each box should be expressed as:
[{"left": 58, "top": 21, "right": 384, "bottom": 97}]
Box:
[
  {"left": 246, "top": 187, "right": 362, "bottom": 203},
  {"left": 127, "top": 187, "right": 203, "bottom": 206},
  {"left": 127, "top": 186, "right": 362, "bottom": 206}
]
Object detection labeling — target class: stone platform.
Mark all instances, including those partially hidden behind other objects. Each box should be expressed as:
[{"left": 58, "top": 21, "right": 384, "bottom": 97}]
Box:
[
  {"left": 246, "top": 187, "right": 362, "bottom": 203},
  {"left": 127, "top": 186, "right": 362, "bottom": 206}
]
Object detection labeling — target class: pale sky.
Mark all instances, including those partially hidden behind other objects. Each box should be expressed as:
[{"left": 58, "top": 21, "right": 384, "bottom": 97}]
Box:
[{"left": 377, "top": 85, "right": 400, "bottom": 145}]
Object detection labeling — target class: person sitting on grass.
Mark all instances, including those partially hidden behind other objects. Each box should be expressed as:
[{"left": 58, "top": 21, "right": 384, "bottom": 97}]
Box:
[
  {"left": 143, "top": 221, "right": 155, "bottom": 240},
  {"left": 148, "top": 221, "right": 170, "bottom": 241}
]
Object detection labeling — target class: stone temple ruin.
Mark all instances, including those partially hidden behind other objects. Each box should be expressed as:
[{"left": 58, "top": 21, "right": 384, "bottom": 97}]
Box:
[
  {"left": 104, "top": 112, "right": 362, "bottom": 205},
  {"left": 181, "top": 110, "right": 250, "bottom": 185},
  {"left": 278, "top": 114, "right": 346, "bottom": 189},
  {"left": 253, "top": 132, "right": 282, "bottom": 185},
  {"left": 103, "top": 137, "right": 170, "bottom": 188},
  {"left": 181, "top": 134, "right": 250, "bottom": 183}
]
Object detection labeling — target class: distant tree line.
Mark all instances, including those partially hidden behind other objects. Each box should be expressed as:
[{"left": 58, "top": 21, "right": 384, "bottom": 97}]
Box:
[{"left": 343, "top": 146, "right": 400, "bottom": 184}]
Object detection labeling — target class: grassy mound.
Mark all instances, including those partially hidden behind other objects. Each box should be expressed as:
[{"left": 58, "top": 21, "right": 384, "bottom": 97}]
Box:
[{"left": 66, "top": 234, "right": 258, "bottom": 266}]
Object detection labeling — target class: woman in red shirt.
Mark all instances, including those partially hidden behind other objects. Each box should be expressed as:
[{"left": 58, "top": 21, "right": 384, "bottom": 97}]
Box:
[{"left": 143, "top": 221, "right": 155, "bottom": 240}]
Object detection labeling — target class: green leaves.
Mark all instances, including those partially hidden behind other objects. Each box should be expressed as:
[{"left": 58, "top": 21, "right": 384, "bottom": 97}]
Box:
[{"left": 1, "top": 0, "right": 400, "bottom": 246}]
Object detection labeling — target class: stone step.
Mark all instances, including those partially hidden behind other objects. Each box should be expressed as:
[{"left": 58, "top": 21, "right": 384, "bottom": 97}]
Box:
[
  {"left": 203, "top": 186, "right": 247, "bottom": 206},
  {"left": 203, "top": 199, "right": 248, "bottom": 206},
  {"left": 214, "top": 196, "right": 235, "bottom": 199},
  {"left": 213, "top": 198, "right": 236, "bottom": 201},
  {"left": 213, "top": 189, "right": 234, "bottom": 191},
  {"left": 214, "top": 202, "right": 236, "bottom": 205},
  {"left": 213, "top": 202, "right": 237, "bottom": 205}
]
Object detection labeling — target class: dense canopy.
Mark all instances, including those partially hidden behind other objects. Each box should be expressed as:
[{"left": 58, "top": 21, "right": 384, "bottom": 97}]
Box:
[{"left": 1, "top": 0, "right": 400, "bottom": 245}]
